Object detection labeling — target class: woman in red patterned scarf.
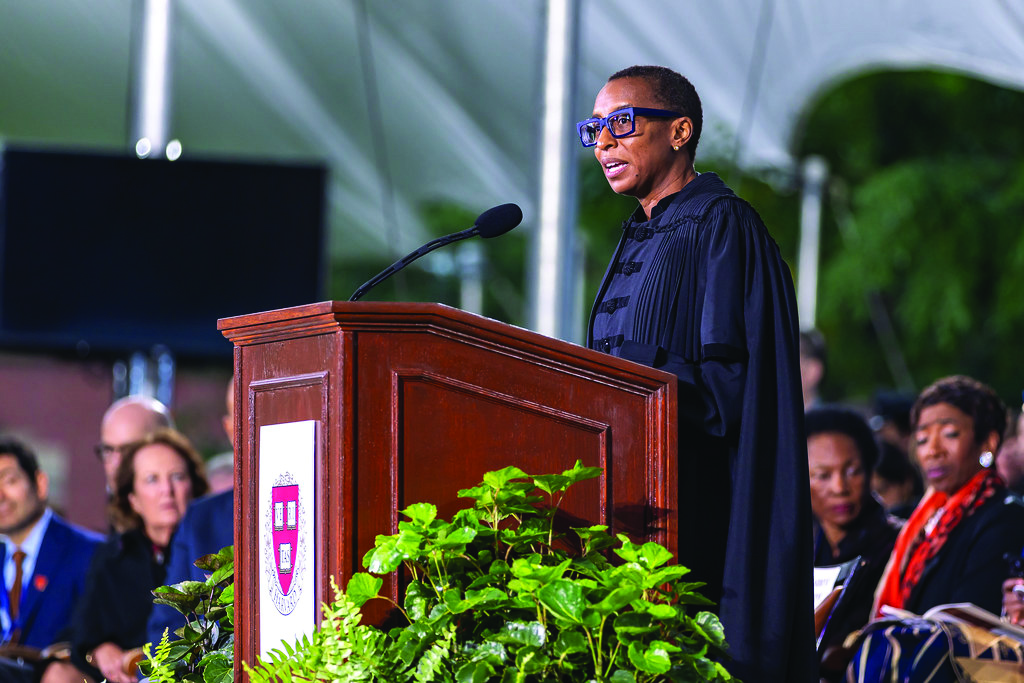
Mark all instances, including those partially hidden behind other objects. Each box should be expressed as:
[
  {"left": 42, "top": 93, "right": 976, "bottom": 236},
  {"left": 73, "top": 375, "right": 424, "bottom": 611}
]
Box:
[{"left": 873, "top": 375, "right": 1024, "bottom": 617}]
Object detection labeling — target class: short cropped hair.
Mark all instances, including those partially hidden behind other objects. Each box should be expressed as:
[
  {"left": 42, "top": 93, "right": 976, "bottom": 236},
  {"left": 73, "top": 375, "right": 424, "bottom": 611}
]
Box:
[
  {"left": 805, "top": 405, "right": 880, "bottom": 473},
  {"left": 111, "top": 428, "right": 209, "bottom": 532},
  {"left": 0, "top": 437, "right": 41, "bottom": 488},
  {"left": 911, "top": 375, "right": 1007, "bottom": 449},
  {"left": 609, "top": 65, "right": 703, "bottom": 159}
]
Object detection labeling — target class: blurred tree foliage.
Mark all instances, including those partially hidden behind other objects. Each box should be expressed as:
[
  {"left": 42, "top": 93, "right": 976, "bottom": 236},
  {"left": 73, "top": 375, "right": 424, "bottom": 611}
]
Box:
[{"left": 795, "top": 70, "right": 1024, "bottom": 402}]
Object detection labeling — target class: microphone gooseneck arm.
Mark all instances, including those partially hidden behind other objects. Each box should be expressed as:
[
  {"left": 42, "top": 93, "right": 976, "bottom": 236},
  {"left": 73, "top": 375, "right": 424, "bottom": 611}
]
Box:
[
  {"left": 348, "top": 226, "right": 480, "bottom": 302},
  {"left": 348, "top": 203, "right": 522, "bottom": 302}
]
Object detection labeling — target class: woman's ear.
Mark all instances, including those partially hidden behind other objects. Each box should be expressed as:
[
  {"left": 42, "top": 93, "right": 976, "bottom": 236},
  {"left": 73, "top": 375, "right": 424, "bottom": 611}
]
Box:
[
  {"left": 982, "top": 430, "right": 1001, "bottom": 458},
  {"left": 672, "top": 117, "right": 693, "bottom": 151}
]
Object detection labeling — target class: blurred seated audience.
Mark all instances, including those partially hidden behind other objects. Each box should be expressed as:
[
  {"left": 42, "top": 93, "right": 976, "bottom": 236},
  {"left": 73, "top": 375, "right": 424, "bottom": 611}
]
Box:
[
  {"left": 43, "top": 429, "right": 207, "bottom": 683},
  {"left": 96, "top": 396, "right": 174, "bottom": 498},
  {"left": 1002, "top": 549, "right": 1024, "bottom": 626},
  {"left": 203, "top": 378, "right": 236, "bottom": 495},
  {"left": 996, "top": 405, "right": 1024, "bottom": 495},
  {"left": 0, "top": 438, "right": 102, "bottom": 681},
  {"left": 868, "top": 390, "right": 914, "bottom": 453},
  {"left": 799, "top": 329, "right": 827, "bottom": 410},
  {"left": 873, "top": 375, "right": 1024, "bottom": 618},
  {"left": 146, "top": 376, "right": 234, "bottom": 647},
  {"left": 871, "top": 441, "right": 923, "bottom": 519},
  {"left": 807, "top": 406, "right": 900, "bottom": 676}
]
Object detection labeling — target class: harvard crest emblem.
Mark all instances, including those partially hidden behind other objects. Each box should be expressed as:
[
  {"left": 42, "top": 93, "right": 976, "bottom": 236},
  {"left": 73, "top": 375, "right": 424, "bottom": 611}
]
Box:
[{"left": 262, "top": 471, "right": 307, "bottom": 615}]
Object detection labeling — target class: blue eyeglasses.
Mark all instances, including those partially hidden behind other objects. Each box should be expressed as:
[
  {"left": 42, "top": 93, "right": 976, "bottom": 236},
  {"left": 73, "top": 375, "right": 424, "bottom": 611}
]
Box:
[{"left": 576, "top": 106, "right": 684, "bottom": 147}]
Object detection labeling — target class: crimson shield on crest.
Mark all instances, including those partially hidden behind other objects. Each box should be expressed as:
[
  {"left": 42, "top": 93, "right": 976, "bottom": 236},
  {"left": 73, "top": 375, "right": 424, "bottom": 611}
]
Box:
[{"left": 271, "top": 484, "right": 300, "bottom": 595}]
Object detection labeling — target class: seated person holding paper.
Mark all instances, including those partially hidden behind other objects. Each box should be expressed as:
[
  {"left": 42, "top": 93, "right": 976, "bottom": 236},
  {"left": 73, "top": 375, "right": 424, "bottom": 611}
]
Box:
[
  {"left": 807, "top": 406, "right": 899, "bottom": 675},
  {"left": 874, "top": 375, "right": 1024, "bottom": 618}
]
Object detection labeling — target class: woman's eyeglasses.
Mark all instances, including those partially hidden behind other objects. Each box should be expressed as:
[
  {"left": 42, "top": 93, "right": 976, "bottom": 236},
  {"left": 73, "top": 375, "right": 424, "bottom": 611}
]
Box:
[{"left": 576, "top": 106, "right": 683, "bottom": 147}]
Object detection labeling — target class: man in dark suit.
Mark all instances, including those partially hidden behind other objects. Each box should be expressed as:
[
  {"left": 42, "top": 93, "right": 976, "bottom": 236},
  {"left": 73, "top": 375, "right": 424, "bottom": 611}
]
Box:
[{"left": 0, "top": 438, "right": 102, "bottom": 675}]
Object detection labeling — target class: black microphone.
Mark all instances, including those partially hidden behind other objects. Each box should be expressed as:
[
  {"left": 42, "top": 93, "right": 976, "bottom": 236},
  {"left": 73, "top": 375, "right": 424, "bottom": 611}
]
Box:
[{"left": 349, "top": 203, "right": 523, "bottom": 302}]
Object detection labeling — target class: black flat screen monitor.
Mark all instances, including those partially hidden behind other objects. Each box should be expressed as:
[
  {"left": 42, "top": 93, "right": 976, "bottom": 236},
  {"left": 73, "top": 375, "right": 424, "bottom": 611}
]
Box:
[{"left": 0, "top": 147, "right": 327, "bottom": 359}]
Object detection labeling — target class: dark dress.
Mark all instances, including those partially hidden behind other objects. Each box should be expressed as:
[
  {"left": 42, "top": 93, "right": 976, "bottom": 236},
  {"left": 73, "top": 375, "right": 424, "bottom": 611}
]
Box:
[
  {"left": 903, "top": 490, "right": 1024, "bottom": 616},
  {"left": 588, "top": 172, "right": 815, "bottom": 682},
  {"left": 68, "top": 528, "right": 168, "bottom": 680},
  {"left": 813, "top": 497, "right": 899, "bottom": 656}
]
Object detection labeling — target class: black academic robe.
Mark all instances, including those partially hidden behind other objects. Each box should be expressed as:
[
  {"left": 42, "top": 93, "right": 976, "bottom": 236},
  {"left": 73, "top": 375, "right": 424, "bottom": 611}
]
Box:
[{"left": 589, "top": 172, "right": 816, "bottom": 682}]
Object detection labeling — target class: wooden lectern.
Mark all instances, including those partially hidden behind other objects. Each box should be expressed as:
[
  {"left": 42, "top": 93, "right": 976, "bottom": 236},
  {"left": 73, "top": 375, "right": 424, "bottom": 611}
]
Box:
[{"left": 219, "top": 301, "right": 677, "bottom": 677}]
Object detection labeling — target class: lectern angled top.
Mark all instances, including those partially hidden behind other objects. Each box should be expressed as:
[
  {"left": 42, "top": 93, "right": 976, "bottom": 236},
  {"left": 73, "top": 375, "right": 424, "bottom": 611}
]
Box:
[{"left": 219, "top": 301, "right": 677, "bottom": 678}]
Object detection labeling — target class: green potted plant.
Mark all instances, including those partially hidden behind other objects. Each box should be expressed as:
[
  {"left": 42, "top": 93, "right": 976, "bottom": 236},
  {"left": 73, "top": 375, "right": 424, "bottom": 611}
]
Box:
[
  {"left": 245, "top": 461, "right": 736, "bottom": 682},
  {"left": 141, "top": 545, "right": 235, "bottom": 683}
]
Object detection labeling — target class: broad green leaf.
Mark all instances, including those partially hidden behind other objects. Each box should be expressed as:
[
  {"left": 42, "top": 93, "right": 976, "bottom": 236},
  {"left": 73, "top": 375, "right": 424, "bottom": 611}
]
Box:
[
  {"left": 201, "top": 654, "right": 232, "bottom": 683},
  {"left": 695, "top": 611, "right": 727, "bottom": 648},
  {"left": 456, "top": 660, "right": 497, "bottom": 683},
  {"left": 464, "top": 587, "right": 508, "bottom": 609},
  {"left": 646, "top": 565, "right": 691, "bottom": 587},
  {"left": 364, "top": 539, "right": 403, "bottom": 574},
  {"left": 609, "top": 670, "right": 636, "bottom": 683},
  {"left": 491, "top": 620, "right": 546, "bottom": 647},
  {"left": 151, "top": 582, "right": 205, "bottom": 612},
  {"left": 395, "top": 529, "right": 426, "bottom": 557},
  {"left": 635, "top": 601, "right": 677, "bottom": 620},
  {"left": 572, "top": 525, "right": 616, "bottom": 554},
  {"left": 552, "top": 630, "right": 588, "bottom": 657},
  {"left": 443, "top": 587, "right": 471, "bottom": 614},
  {"left": 458, "top": 484, "right": 493, "bottom": 506},
  {"left": 437, "top": 525, "right": 477, "bottom": 549},
  {"left": 514, "top": 646, "right": 550, "bottom": 673},
  {"left": 532, "top": 474, "right": 570, "bottom": 495},
  {"left": 590, "top": 586, "right": 642, "bottom": 616},
  {"left": 346, "top": 572, "right": 382, "bottom": 607},
  {"left": 486, "top": 558, "right": 508, "bottom": 574},
  {"left": 613, "top": 536, "right": 640, "bottom": 563},
  {"left": 402, "top": 502, "right": 437, "bottom": 526},
  {"left": 483, "top": 466, "right": 529, "bottom": 489},
  {"left": 613, "top": 611, "right": 656, "bottom": 636},
  {"left": 627, "top": 641, "right": 672, "bottom": 674},
  {"left": 396, "top": 623, "right": 433, "bottom": 666},
  {"left": 217, "top": 583, "right": 234, "bottom": 605},
  {"left": 561, "top": 460, "right": 603, "bottom": 483},
  {"left": 538, "top": 579, "right": 584, "bottom": 623},
  {"left": 510, "top": 557, "right": 570, "bottom": 584},
  {"left": 194, "top": 553, "right": 225, "bottom": 572},
  {"left": 638, "top": 543, "right": 674, "bottom": 570},
  {"left": 405, "top": 580, "right": 431, "bottom": 620}
]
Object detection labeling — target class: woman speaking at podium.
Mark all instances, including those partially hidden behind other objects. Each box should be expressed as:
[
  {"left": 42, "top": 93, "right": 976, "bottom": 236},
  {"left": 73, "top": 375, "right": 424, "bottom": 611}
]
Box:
[{"left": 579, "top": 65, "right": 814, "bottom": 681}]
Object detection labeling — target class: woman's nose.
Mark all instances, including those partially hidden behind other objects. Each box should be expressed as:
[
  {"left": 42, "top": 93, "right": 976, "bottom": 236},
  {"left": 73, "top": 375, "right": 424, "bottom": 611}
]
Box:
[
  {"left": 828, "top": 474, "right": 849, "bottom": 495},
  {"left": 595, "top": 124, "right": 616, "bottom": 148}
]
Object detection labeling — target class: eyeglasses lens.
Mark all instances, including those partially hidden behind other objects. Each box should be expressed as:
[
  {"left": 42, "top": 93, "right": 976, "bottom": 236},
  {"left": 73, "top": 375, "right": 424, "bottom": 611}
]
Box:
[
  {"left": 580, "top": 121, "right": 601, "bottom": 146},
  {"left": 608, "top": 111, "right": 634, "bottom": 136},
  {"left": 579, "top": 109, "right": 636, "bottom": 147}
]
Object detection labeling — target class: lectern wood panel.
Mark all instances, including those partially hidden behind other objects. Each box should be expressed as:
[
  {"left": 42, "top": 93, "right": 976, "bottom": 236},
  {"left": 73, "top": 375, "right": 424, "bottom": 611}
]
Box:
[{"left": 220, "top": 302, "right": 677, "bottom": 681}]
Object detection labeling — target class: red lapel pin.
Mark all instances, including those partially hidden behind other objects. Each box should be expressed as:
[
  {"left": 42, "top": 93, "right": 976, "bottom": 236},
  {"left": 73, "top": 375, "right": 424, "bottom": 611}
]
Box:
[{"left": 34, "top": 575, "right": 48, "bottom": 591}]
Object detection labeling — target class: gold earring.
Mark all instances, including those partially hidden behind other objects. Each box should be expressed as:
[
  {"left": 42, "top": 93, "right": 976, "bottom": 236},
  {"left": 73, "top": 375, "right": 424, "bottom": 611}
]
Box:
[{"left": 673, "top": 145, "right": 680, "bottom": 151}]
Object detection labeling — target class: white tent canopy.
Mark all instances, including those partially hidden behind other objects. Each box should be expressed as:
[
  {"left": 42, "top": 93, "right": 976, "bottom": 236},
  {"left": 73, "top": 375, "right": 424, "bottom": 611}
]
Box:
[{"left": 2, "top": 0, "right": 1023, "bottom": 322}]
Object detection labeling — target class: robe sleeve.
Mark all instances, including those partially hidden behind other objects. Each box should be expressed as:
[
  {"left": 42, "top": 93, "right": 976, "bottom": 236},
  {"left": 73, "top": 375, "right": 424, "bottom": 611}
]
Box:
[{"left": 621, "top": 200, "right": 750, "bottom": 439}]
